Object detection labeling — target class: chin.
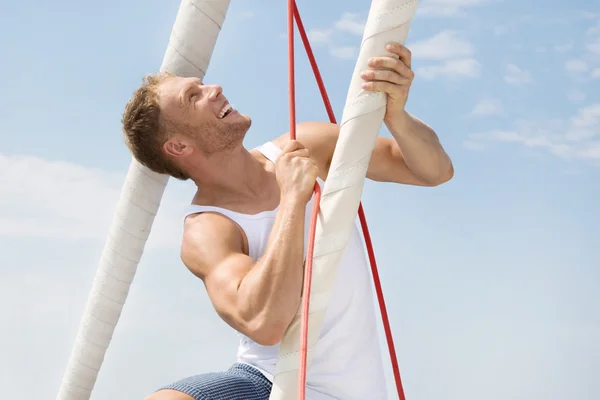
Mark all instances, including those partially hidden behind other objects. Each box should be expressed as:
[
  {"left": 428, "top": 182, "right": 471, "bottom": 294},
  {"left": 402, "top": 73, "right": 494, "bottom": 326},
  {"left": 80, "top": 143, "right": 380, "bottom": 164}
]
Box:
[
  {"left": 233, "top": 112, "right": 252, "bottom": 130},
  {"left": 236, "top": 112, "right": 251, "bottom": 124},
  {"left": 228, "top": 116, "right": 251, "bottom": 144}
]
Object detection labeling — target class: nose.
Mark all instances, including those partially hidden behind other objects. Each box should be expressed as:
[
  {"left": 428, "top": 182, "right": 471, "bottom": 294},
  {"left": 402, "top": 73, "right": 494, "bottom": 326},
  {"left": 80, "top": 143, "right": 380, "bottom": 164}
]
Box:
[{"left": 206, "top": 84, "right": 223, "bottom": 100}]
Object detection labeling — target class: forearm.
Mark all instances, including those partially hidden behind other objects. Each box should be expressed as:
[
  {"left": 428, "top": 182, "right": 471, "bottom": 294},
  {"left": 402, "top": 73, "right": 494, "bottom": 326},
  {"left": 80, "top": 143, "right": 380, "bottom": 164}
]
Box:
[
  {"left": 237, "top": 197, "right": 306, "bottom": 340},
  {"left": 386, "top": 110, "right": 453, "bottom": 184}
]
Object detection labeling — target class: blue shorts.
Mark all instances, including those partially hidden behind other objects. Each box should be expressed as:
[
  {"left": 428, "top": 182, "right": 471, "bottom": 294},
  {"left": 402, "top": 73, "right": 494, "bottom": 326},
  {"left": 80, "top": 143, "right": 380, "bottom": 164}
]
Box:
[{"left": 158, "top": 363, "right": 272, "bottom": 400}]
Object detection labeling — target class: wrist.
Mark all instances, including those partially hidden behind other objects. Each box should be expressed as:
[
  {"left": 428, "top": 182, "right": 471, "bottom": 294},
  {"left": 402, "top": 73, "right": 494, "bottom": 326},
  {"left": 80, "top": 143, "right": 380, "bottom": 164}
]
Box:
[
  {"left": 280, "top": 193, "right": 308, "bottom": 211},
  {"left": 384, "top": 109, "right": 411, "bottom": 134}
]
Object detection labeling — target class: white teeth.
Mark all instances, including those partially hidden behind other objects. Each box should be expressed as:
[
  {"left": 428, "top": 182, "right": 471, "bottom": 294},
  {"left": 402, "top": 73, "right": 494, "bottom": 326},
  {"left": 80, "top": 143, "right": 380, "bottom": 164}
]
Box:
[{"left": 218, "top": 103, "right": 232, "bottom": 119}]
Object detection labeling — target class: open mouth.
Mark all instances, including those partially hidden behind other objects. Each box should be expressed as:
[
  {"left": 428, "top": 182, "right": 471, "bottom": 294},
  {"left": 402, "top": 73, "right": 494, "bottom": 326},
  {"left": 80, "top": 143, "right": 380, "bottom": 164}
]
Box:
[{"left": 218, "top": 103, "right": 233, "bottom": 119}]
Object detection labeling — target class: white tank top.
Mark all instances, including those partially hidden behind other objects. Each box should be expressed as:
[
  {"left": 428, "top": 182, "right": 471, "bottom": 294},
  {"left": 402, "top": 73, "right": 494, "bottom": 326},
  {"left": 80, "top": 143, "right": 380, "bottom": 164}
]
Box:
[{"left": 184, "top": 141, "right": 388, "bottom": 399}]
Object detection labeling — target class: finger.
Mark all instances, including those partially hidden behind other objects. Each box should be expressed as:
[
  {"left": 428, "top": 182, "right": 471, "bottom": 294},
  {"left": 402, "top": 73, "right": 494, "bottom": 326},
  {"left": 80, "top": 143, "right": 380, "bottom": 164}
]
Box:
[
  {"left": 281, "top": 148, "right": 310, "bottom": 160},
  {"left": 386, "top": 43, "right": 411, "bottom": 69},
  {"left": 288, "top": 148, "right": 310, "bottom": 158},
  {"left": 361, "top": 69, "right": 407, "bottom": 85},
  {"left": 361, "top": 80, "right": 406, "bottom": 94},
  {"left": 283, "top": 139, "right": 305, "bottom": 152},
  {"left": 368, "top": 57, "right": 414, "bottom": 81}
]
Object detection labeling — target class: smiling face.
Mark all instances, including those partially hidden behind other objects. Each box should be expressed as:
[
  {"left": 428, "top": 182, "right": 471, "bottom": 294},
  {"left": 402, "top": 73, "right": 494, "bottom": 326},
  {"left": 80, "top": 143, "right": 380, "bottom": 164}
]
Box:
[{"left": 157, "top": 76, "right": 252, "bottom": 159}]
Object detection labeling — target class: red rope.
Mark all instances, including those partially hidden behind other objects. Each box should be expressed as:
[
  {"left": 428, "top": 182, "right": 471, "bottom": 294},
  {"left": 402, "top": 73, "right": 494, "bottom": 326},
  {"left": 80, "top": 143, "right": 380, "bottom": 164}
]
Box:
[
  {"left": 289, "top": 2, "right": 406, "bottom": 400},
  {"left": 287, "top": 0, "right": 296, "bottom": 141},
  {"left": 288, "top": 1, "right": 321, "bottom": 399}
]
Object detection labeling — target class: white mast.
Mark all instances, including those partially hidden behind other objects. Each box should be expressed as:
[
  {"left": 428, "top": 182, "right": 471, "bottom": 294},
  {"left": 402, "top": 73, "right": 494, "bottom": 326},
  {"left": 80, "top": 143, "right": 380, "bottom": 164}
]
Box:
[
  {"left": 56, "top": 1, "right": 231, "bottom": 398},
  {"left": 269, "top": 1, "right": 419, "bottom": 399}
]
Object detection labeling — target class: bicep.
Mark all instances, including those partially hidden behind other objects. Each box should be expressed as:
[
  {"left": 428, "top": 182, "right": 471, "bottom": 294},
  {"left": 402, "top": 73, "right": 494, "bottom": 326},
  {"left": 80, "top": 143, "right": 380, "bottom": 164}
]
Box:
[
  {"left": 181, "top": 213, "right": 255, "bottom": 331},
  {"left": 204, "top": 253, "right": 255, "bottom": 332}
]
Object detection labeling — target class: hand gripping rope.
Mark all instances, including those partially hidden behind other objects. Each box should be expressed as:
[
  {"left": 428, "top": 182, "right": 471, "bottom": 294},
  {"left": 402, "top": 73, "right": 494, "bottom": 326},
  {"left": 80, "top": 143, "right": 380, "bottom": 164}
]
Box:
[{"left": 287, "top": 2, "right": 406, "bottom": 399}]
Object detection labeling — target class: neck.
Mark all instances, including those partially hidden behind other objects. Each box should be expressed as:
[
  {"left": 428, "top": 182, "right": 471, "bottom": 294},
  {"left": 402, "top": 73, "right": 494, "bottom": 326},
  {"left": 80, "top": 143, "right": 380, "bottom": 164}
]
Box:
[{"left": 188, "top": 146, "right": 273, "bottom": 203}]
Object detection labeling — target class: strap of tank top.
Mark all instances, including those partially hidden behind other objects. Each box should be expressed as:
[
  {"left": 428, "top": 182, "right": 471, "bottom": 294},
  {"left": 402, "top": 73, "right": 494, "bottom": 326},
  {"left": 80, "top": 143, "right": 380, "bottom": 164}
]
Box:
[
  {"left": 184, "top": 204, "right": 237, "bottom": 219},
  {"left": 257, "top": 140, "right": 325, "bottom": 186},
  {"left": 255, "top": 141, "right": 282, "bottom": 163}
]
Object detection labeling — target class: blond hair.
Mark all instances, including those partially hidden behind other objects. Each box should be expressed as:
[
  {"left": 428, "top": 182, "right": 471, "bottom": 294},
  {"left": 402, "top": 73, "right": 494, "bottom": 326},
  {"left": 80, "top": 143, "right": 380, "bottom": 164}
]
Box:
[{"left": 121, "top": 72, "right": 189, "bottom": 180}]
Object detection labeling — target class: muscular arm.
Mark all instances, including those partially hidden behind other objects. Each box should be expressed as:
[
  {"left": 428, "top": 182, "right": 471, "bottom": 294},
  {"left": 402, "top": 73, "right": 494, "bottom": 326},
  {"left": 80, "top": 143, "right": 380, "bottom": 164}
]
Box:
[
  {"left": 181, "top": 199, "right": 306, "bottom": 346},
  {"left": 385, "top": 110, "right": 454, "bottom": 185},
  {"left": 275, "top": 120, "right": 453, "bottom": 186}
]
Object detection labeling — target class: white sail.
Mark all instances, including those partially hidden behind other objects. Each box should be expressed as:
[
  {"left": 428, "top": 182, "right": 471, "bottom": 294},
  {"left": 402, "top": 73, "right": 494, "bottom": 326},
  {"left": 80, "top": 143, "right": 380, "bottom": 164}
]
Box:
[
  {"left": 56, "top": 1, "right": 231, "bottom": 398},
  {"left": 269, "top": 1, "right": 419, "bottom": 399}
]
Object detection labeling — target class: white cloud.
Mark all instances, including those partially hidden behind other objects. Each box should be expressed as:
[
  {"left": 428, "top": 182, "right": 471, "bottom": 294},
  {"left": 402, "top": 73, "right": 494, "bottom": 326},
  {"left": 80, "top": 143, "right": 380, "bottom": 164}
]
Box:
[
  {"left": 307, "top": 28, "right": 333, "bottom": 44},
  {"left": 587, "top": 19, "right": 600, "bottom": 36},
  {"left": 240, "top": 11, "right": 255, "bottom": 19},
  {"left": 569, "top": 103, "right": 600, "bottom": 141},
  {"left": 417, "top": 58, "right": 481, "bottom": 80},
  {"left": 586, "top": 19, "right": 600, "bottom": 54},
  {"left": 333, "top": 12, "right": 365, "bottom": 36},
  {"left": 306, "top": 12, "right": 366, "bottom": 45},
  {"left": 504, "top": 64, "right": 532, "bottom": 86},
  {"left": 469, "top": 98, "right": 504, "bottom": 117},
  {"left": 493, "top": 25, "right": 509, "bottom": 36},
  {"left": 305, "top": 12, "right": 365, "bottom": 59},
  {"left": 586, "top": 40, "right": 600, "bottom": 55},
  {"left": 0, "top": 244, "right": 238, "bottom": 399},
  {"left": 465, "top": 104, "right": 600, "bottom": 166},
  {"left": 567, "top": 89, "right": 586, "bottom": 103},
  {"left": 0, "top": 154, "right": 192, "bottom": 249},
  {"left": 410, "top": 31, "right": 474, "bottom": 60},
  {"left": 410, "top": 31, "right": 479, "bottom": 81},
  {"left": 491, "top": 15, "right": 535, "bottom": 37},
  {"left": 554, "top": 43, "right": 574, "bottom": 53},
  {"left": 330, "top": 46, "right": 358, "bottom": 60},
  {"left": 565, "top": 59, "right": 589, "bottom": 73},
  {"left": 463, "top": 140, "right": 486, "bottom": 151},
  {"left": 418, "top": 0, "right": 496, "bottom": 17},
  {"left": 592, "top": 68, "right": 600, "bottom": 79}
]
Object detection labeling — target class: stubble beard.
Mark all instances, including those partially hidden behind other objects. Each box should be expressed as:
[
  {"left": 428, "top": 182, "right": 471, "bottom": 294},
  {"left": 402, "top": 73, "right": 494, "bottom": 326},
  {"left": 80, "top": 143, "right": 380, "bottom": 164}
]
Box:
[{"left": 198, "top": 115, "right": 252, "bottom": 157}]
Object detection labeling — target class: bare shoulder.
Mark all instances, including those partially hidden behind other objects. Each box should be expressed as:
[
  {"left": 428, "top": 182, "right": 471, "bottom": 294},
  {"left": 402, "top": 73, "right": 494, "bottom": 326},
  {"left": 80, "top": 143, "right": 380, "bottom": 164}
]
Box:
[
  {"left": 272, "top": 121, "right": 339, "bottom": 154},
  {"left": 180, "top": 212, "right": 246, "bottom": 280},
  {"left": 180, "top": 212, "right": 259, "bottom": 340},
  {"left": 272, "top": 121, "right": 340, "bottom": 178}
]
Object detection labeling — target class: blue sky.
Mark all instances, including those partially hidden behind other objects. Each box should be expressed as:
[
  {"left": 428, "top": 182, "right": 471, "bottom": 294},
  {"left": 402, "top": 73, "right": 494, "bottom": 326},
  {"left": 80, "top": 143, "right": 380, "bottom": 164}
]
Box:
[{"left": 1, "top": 0, "right": 599, "bottom": 399}]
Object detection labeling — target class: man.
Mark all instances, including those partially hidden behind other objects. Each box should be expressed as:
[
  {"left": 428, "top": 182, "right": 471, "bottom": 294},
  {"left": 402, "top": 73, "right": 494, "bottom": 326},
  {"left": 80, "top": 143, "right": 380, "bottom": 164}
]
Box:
[{"left": 122, "top": 43, "right": 453, "bottom": 400}]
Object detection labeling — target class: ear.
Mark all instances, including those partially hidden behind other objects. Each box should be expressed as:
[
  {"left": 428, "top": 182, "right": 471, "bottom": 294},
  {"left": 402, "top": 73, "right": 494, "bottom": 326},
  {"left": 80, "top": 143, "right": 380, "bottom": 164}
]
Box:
[{"left": 163, "top": 135, "right": 194, "bottom": 158}]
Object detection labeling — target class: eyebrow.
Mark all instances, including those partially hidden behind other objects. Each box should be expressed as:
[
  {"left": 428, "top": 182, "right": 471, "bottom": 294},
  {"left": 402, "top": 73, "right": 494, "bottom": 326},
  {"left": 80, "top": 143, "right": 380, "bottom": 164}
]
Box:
[
  {"left": 180, "top": 79, "right": 203, "bottom": 108},
  {"left": 180, "top": 84, "right": 193, "bottom": 108}
]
